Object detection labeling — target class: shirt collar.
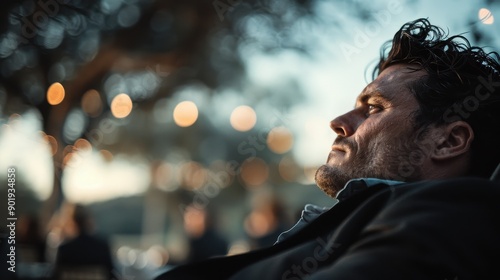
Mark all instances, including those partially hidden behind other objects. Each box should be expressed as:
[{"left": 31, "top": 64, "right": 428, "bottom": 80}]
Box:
[{"left": 335, "top": 178, "right": 404, "bottom": 201}]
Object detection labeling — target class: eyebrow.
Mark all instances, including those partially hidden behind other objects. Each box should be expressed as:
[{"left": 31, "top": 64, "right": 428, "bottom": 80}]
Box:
[{"left": 355, "top": 90, "right": 393, "bottom": 107}]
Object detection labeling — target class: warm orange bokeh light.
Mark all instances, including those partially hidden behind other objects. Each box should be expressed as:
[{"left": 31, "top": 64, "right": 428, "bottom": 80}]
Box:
[
  {"left": 43, "top": 134, "right": 58, "bottom": 156},
  {"left": 240, "top": 157, "right": 269, "bottom": 187},
  {"left": 230, "top": 105, "right": 257, "bottom": 132},
  {"left": 183, "top": 206, "right": 207, "bottom": 238},
  {"left": 99, "top": 150, "right": 114, "bottom": 162},
  {"left": 81, "top": 89, "right": 103, "bottom": 117},
  {"left": 479, "top": 8, "right": 494, "bottom": 24},
  {"left": 267, "top": 126, "right": 293, "bottom": 154},
  {"left": 244, "top": 211, "right": 272, "bottom": 237},
  {"left": 278, "top": 156, "right": 301, "bottom": 182},
  {"left": 111, "top": 93, "right": 133, "bottom": 118},
  {"left": 173, "top": 101, "right": 198, "bottom": 127},
  {"left": 63, "top": 145, "right": 75, "bottom": 157},
  {"left": 179, "top": 161, "right": 207, "bottom": 190},
  {"left": 74, "top": 138, "right": 92, "bottom": 153},
  {"left": 62, "top": 152, "right": 74, "bottom": 167},
  {"left": 47, "top": 82, "right": 65, "bottom": 105}
]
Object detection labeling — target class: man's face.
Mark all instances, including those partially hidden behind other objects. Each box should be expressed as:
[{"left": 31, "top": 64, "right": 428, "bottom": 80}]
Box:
[{"left": 315, "top": 64, "right": 429, "bottom": 197}]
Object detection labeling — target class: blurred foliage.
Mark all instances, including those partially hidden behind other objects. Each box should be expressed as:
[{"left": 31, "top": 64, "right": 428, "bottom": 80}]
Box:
[{"left": 0, "top": 0, "right": 387, "bottom": 136}]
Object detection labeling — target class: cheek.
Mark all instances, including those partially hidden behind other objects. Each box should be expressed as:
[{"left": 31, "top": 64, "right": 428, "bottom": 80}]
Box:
[
  {"left": 354, "top": 117, "right": 405, "bottom": 151},
  {"left": 354, "top": 120, "right": 381, "bottom": 145}
]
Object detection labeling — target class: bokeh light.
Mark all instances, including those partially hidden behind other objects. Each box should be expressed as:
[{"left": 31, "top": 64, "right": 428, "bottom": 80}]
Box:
[
  {"left": 62, "top": 109, "right": 87, "bottom": 143},
  {"left": 244, "top": 210, "right": 274, "bottom": 238},
  {"left": 43, "top": 134, "right": 58, "bottom": 156},
  {"left": 278, "top": 155, "right": 301, "bottom": 182},
  {"left": 0, "top": 113, "right": 54, "bottom": 200},
  {"left": 179, "top": 161, "right": 207, "bottom": 190},
  {"left": 240, "top": 157, "right": 269, "bottom": 188},
  {"left": 173, "top": 101, "right": 198, "bottom": 127},
  {"left": 117, "top": 246, "right": 133, "bottom": 267},
  {"left": 230, "top": 105, "right": 257, "bottom": 132},
  {"left": 183, "top": 206, "right": 207, "bottom": 237},
  {"left": 99, "top": 150, "right": 114, "bottom": 162},
  {"left": 267, "top": 126, "right": 293, "bottom": 154},
  {"left": 62, "top": 145, "right": 76, "bottom": 167},
  {"left": 146, "top": 245, "right": 169, "bottom": 268},
  {"left": 62, "top": 152, "right": 150, "bottom": 204},
  {"left": 111, "top": 93, "right": 133, "bottom": 118},
  {"left": 152, "top": 161, "right": 178, "bottom": 192},
  {"left": 81, "top": 89, "right": 103, "bottom": 117},
  {"left": 479, "top": 8, "right": 494, "bottom": 24},
  {"left": 46, "top": 82, "right": 65, "bottom": 105},
  {"left": 74, "top": 138, "right": 92, "bottom": 153},
  {"left": 117, "top": 5, "right": 141, "bottom": 28}
]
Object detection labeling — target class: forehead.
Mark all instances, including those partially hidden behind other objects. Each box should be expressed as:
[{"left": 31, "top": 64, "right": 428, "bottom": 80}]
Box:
[{"left": 357, "top": 64, "right": 427, "bottom": 103}]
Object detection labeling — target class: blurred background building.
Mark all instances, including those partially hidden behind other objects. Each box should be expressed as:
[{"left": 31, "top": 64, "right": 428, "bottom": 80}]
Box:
[{"left": 0, "top": 0, "right": 498, "bottom": 279}]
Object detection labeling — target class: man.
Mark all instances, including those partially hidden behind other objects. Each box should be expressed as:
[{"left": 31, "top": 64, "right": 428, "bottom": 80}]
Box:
[
  {"left": 182, "top": 205, "right": 229, "bottom": 263},
  {"left": 54, "top": 204, "right": 115, "bottom": 280},
  {"left": 156, "top": 18, "right": 500, "bottom": 279}
]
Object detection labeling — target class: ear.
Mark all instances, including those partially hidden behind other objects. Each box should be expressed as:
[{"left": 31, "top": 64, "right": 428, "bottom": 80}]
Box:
[{"left": 432, "top": 121, "right": 474, "bottom": 161}]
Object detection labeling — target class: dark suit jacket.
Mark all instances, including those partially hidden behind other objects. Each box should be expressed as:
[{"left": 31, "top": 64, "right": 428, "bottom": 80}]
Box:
[{"left": 156, "top": 178, "right": 500, "bottom": 279}]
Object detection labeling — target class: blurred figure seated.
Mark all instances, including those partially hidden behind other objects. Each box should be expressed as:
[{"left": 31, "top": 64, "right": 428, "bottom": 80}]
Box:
[
  {"left": 17, "top": 214, "right": 46, "bottom": 263},
  {"left": 53, "top": 203, "right": 115, "bottom": 280},
  {"left": 183, "top": 204, "right": 228, "bottom": 264},
  {"left": 244, "top": 192, "right": 290, "bottom": 249}
]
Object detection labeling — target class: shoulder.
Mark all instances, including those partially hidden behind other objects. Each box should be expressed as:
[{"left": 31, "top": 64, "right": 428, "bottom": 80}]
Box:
[
  {"left": 59, "top": 234, "right": 110, "bottom": 251},
  {"left": 299, "top": 178, "right": 500, "bottom": 279},
  {"left": 336, "top": 177, "right": 500, "bottom": 239},
  {"left": 363, "top": 177, "right": 500, "bottom": 229},
  {"left": 387, "top": 177, "right": 500, "bottom": 200}
]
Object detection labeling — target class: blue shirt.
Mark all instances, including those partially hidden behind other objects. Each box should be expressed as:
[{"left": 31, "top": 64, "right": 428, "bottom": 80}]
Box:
[{"left": 275, "top": 178, "right": 403, "bottom": 244}]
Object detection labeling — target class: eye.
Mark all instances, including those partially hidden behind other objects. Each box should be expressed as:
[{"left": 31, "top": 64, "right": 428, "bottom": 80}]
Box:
[{"left": 367, "top": 104, "right": 383, "bottom": 115}]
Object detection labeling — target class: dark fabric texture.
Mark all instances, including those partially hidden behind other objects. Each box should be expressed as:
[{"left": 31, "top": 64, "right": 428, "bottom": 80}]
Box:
[
  {"left": 156, "top": 178, "right": 500, "bottom": 280},
  {"left": 185, "top": 229, "right": 229, "bottom": 263},
  {"left": 55, "top": 233, "right": 114, "bottom": 279}
]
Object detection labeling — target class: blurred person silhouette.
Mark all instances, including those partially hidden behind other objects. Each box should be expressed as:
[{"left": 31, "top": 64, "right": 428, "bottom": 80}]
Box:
[
  {"left": 53, "top": 203, "right": 115, "bottom": 280},
  {"left": 156, "top": 18, "right": 500, "bottom": 279},
  {"left": 243, "top": 193, "right": 290, "bottom": 249},
  {"left": 182, "top": 204, "right": 228, "bottom": 264},
  {"left": 17, "top": 214, "right": 46, "bottom": 263}
]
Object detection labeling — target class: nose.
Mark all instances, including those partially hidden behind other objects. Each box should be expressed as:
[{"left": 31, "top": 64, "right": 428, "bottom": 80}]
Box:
[{"left": 330, "top": 110, "right": 361, "bottom": 137}]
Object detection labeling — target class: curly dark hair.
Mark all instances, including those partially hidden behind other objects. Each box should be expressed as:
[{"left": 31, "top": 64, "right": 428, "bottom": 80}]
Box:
[{"left": 374, "top": 18, "right": 500, "bottom": 178}]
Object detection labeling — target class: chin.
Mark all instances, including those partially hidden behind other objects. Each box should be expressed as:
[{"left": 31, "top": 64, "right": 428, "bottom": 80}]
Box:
[{"left": 314, "top": 164, "right": 349, "bottom": 198}]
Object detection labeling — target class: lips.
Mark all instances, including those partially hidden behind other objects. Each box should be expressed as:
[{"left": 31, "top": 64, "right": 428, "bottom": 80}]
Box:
[
  {"left": 327, "top": 145, "right": 347, "bottom": 163},
  {"left": 331, "top": 145, "right": 347, "bottom": 152},
  {"left": 331, "top": 137, "right": 355, "bottom": 154}
]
